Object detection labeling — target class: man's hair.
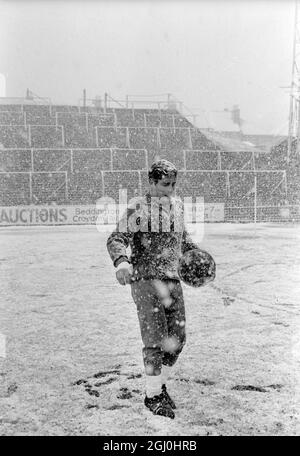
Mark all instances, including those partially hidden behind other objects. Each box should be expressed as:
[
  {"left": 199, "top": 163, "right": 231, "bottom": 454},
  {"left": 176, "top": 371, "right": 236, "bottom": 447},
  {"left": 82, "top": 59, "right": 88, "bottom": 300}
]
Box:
[{"left": 148, "top": 159, "right": 177, "bottom": 182}]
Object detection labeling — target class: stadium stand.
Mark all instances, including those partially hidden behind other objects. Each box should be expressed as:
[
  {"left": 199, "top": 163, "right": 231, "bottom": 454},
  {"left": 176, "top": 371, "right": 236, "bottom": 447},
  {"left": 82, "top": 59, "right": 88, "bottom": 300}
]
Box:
[
  {"left": 23, "top": 105, "right": 51, "bottom": 116},
  {"left": 132, "top": 108, "right": 161, "bottom": 116},
  {"left": 177, "top": 171, "right": 227, "bottom": 201},
  {"left": 30, "top": 125, "right": 64, "bottom": 148},
  {"left": 190, "top": 128, "right": 219, "bottom": 150},
  {"left": 56, "top": 112, "right": 87, "bottom": 127},
  {"left": 103, "top": 171, "right": 140, "bottom": 200},
  {"left": 220, "top": 151, "right": 254, "bottom": 170},
  {"left": 33, "top": 149, "right": 71, "bottom": 173},
  {"left": 0, "top": 149, "right": 31, "bottom": 172},
  {"left": 68, "top": 172, "right": 103, "bottom": 204},
  {"left": 271, "top": 138, "right": 300, "bottom": 204},
  {"left": 128, "top": 127, "right": 160, "bottom": 149},
  {"left": 174, "top": 115, "right": 192, "bottom": 128},
  {"left": 145, "top": 113, "right": 174, "bottom": 128},
  {"left": 0, "top": 172, "right": 31, "bottom": 205},
  {"left": 23, "top": 106, "right": 54, "bottom": 126},
  {"left": 256, "top": 171, "right": 287, "bottom": 203},
  {"left": 159, "top": 128, "right": 190, "bottom": 149},
  {"left": 79, "top": 106, "right": 100, "bottom": 114},
  {"left": 186, "top": 150, "right": 219, "bottom": 170},
  {"left": 88, "top": 114, "right": 115, "bottom": 128},
  {"left": 64, "top": 125, "right": 95, "bottom": 148},
  {"left": 0, "top": 112, "right": 24, "bottom": 125},
  {"left": 0, "top": 105, "right": 22, "bottom": 112},
  {"left": 72, "top": 148, "right": 111, "bottom": 172},
  {"left": 51, "top": 105, "right": 79, "bottom": 114},
  {"left": 286, "top": 165, "right": 300, "bottom": 203},
  {"left": 0, "top": 126, "right": 29, "bottom": 147},
  {"left": 132, "top": 110, "right": 146, "bottom": 127},
  {"left": 96, "top": 127, "right": 127, "bottom": 148},
  {"left": 25, "top": 113, "right": 55, "bottom": 126},
  {"left": 31, "top": 172, "right": 67, "bottom": 204},
  {"left": 112, "top": 148, "right": 147, "bottom": 170},
  {"left": 253, "top": 151, "right": 273, "bottom": 170},
  {"left": 0, "top": 101, "right": 298, "bottom": 222},
  {"left": 147, "top": 149, "right": 185, "bottom": 170},
  {"left": 228, "top": 171, "right": 256, "bottom": 202},
  {"left": 115, "top": 109, "right": 136, "bottom": 127}
]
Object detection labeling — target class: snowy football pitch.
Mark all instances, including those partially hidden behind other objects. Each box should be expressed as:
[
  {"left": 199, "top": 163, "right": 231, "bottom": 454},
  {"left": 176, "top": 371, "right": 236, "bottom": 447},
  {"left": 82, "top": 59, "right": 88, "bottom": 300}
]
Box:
[{"left": 0, "top": 223, "right": 299, "bottom": 436}]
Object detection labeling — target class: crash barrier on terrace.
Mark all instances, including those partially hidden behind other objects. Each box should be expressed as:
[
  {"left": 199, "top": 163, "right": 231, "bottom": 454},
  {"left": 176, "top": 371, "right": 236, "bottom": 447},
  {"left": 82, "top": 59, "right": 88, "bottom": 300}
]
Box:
[{"left": 0, "top": 103, "right": 298, "bottom": 223}]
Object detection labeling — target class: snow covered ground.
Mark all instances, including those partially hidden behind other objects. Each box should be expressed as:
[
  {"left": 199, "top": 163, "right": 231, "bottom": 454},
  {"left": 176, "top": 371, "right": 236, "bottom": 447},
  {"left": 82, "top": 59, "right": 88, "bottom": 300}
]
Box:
[{"left": 0, "top": 223, "right": 299, "bottom": 436}]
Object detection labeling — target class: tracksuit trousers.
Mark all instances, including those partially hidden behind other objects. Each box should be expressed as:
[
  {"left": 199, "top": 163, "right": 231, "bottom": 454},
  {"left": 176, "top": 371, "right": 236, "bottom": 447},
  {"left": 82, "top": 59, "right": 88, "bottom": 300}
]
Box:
[{"left": 130, "top": 279, "right": 186, "bottom": 375}]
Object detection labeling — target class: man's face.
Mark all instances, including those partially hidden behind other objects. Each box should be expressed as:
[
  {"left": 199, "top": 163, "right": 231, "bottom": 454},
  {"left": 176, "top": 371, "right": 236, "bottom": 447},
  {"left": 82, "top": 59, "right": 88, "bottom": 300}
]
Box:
[{"left": 150, "top": 175, "right": 177, "bottom": 198}]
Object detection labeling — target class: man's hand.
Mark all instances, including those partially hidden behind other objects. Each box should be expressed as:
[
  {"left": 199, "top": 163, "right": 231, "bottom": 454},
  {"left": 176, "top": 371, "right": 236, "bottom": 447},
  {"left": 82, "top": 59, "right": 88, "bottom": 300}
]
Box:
[{"left": 116, "top": 262, "right": 133, "bottom": 286}]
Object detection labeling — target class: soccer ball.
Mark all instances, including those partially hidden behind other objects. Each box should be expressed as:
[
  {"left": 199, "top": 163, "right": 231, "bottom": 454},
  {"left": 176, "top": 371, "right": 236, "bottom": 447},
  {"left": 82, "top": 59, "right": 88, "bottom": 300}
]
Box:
[{"left": 178, "top": 249, "right": 216, "bottom": 287}]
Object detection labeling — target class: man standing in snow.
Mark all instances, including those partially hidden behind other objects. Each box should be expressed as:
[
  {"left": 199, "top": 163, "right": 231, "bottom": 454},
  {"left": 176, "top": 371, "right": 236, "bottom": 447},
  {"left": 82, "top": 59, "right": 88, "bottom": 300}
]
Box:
[{"left": 107, "top": 159, "right": 199, "bottom": 419}]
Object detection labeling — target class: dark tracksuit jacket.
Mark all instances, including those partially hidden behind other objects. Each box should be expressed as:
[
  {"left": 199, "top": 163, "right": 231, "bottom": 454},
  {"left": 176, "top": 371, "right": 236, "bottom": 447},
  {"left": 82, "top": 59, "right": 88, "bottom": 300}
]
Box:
[{"left": 106, "top": 193, "right": 199, "bottom": 371}]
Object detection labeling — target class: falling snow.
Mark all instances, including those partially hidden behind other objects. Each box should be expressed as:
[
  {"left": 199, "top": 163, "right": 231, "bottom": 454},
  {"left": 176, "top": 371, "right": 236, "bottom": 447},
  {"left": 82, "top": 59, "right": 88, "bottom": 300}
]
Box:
[
  {"left": 0, "top": 223, "right": 299, "bottom": 436},
  {"left": 0, "top": 105, "right": 299, "bottom": 436}
]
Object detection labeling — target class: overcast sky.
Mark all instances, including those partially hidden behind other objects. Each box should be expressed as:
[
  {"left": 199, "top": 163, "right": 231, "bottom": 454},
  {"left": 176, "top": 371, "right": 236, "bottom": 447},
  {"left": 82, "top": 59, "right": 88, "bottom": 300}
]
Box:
[{"left": 0, "top": 0, "right": 295, "bottom": 134}]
